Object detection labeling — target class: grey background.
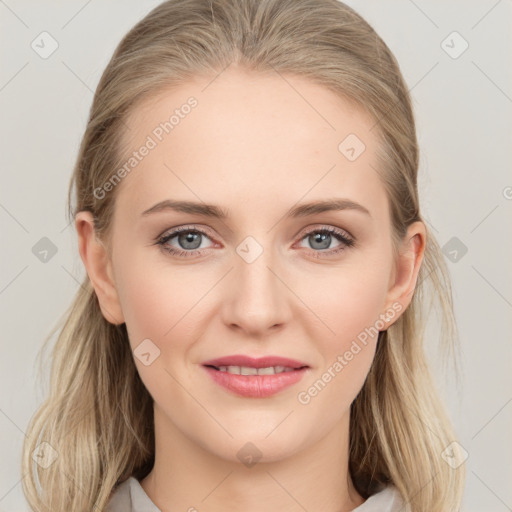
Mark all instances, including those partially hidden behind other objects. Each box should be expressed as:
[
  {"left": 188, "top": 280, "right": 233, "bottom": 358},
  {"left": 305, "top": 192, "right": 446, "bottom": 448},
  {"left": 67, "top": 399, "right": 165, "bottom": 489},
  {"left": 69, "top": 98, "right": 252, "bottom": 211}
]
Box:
[{"left": 1, "top": 1, "right": 511, "bottom": 510}]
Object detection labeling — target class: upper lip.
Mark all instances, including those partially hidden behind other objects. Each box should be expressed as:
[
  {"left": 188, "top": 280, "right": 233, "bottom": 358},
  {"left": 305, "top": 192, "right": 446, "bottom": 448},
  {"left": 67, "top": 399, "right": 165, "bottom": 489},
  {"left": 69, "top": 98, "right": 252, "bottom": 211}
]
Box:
[{"left": 202, "top": 354, "right": 309, "bottom": 369}]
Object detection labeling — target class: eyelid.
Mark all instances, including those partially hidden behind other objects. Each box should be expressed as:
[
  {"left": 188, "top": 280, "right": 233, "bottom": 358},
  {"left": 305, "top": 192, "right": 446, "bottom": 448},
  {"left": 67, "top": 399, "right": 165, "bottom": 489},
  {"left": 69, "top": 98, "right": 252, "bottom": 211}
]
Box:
[
  {"left": 294, "top": 223, "right": 354, "bottom": 243},
  {"left": 155, "top": 223, "right": 356, "bottom": 257},
  {"left": 158, "top": 224, "right": 217, "bottom": 241},
  {"left": 157, "top": 224, "right": 353, "bottom": 245}
]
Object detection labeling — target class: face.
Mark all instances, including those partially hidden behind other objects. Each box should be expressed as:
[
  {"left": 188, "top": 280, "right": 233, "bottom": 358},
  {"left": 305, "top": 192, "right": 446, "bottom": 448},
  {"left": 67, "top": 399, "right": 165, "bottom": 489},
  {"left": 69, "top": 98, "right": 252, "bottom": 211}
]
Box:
[{"left": 95, "top": 67, "right": 411, "bottom": 462}]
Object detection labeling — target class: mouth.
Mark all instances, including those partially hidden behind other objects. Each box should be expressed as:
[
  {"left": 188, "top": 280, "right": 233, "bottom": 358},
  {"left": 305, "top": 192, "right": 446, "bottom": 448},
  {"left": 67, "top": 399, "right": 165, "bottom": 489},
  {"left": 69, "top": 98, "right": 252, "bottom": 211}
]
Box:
[
  {"left": 203, "top": 364, "right": 308, "bottom": 375},
  {"left": 202, "top": 354, "right": 309, "bottom": 370},
  {"left": 201, "top": 354, "right": 310, "bottom": 398}
]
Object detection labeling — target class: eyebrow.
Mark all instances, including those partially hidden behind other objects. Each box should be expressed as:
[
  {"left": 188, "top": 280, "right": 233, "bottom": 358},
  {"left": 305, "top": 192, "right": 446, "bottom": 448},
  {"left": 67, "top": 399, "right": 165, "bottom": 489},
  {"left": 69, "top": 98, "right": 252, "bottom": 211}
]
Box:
[{"left": 141, "top": 198, "right": 371, "bottom": 219}]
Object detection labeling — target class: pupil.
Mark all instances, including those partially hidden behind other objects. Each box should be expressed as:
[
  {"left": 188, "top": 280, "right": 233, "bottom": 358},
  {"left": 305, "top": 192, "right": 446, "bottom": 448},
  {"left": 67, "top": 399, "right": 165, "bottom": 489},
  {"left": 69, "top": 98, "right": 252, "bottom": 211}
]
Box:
[
  {"left": 311, "top": 232, "right": 330, "bottom": 250},
  {"left": 179, "top": 232, "right": 201, "bottom": 250}
]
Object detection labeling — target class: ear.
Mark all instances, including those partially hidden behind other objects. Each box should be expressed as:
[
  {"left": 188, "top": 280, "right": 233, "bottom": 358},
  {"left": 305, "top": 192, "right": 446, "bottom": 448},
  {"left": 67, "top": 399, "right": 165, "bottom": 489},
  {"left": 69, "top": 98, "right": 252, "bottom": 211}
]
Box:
[
  {"left": 75, "top": 211, "right": 125, "bottom": 325},
  {"left": 381, "top": 221, "right": 426, "bottom": 328}
]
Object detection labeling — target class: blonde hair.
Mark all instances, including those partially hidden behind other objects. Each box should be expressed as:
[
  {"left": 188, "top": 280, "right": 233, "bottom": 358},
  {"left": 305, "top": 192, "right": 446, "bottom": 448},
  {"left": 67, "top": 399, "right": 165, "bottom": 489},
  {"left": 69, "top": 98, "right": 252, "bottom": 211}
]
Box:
[{"left": 21, "top": 0, "right": 465, "bottom": 510}]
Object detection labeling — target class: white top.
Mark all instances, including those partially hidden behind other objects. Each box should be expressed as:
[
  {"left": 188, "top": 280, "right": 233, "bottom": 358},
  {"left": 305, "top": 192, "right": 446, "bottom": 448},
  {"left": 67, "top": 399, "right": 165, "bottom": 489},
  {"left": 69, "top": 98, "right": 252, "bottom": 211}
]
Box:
[{"left": 106, "top": 476, "right": 410, "bottom": 512}]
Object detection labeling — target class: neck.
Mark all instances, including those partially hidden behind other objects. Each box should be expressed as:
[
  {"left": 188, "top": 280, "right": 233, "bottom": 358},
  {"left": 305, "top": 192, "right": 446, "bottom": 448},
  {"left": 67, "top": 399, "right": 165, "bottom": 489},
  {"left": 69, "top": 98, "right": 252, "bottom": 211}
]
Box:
[{"left": 140, "top": 404, "right": 365, "bottom": 512}]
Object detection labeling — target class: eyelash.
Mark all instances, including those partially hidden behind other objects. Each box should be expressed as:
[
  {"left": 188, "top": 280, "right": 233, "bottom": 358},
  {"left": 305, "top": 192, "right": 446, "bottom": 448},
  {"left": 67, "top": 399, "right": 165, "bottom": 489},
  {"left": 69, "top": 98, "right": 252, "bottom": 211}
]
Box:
[{"left": 155, "top": 225, "right": 355, "bottom": 259}]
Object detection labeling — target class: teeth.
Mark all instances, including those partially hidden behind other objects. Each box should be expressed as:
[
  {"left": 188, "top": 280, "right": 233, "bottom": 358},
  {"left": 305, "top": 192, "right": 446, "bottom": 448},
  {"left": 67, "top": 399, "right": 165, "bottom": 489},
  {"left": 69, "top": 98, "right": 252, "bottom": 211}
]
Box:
[
  {"left": 216, "top": 365, "right": 296, "bottom": 375},
  {"left": 240, "top": 366, "right": 258, "bottom": 375},
  {"left": 257, "top": 366, "right": 276, "bottom": 375}
]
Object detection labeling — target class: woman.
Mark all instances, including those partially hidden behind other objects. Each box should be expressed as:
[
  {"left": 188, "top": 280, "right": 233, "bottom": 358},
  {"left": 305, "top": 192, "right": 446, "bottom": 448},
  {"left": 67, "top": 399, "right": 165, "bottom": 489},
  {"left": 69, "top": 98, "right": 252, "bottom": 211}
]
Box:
[{"left": 22, "top": 0, "right": 466, "bottom": 511}]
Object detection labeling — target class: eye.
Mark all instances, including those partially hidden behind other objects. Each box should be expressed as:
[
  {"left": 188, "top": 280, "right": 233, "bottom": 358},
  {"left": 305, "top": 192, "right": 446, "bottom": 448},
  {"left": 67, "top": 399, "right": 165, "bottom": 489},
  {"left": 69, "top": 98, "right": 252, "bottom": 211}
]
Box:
[
  {"left": 296, "top": 226, "right": 355, "bottom": 258},
  {"left": 155, "top": 225, "right": 355, "bottom": 259},
  {"left": 156, "top": 226, "right": 216, "bottom": 258}
]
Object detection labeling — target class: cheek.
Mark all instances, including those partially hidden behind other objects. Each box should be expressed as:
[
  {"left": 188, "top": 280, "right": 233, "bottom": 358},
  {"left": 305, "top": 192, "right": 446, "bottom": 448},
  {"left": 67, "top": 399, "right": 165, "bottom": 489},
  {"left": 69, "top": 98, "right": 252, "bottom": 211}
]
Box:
[
  {"left": 113, "top": 247, "right": 207, "bottom": 352},
  {"left": 119, "top": 276, "right": 175, "bottom": 343},
  {"left": 294, "top": 256, "right": 391, "bottom": 402},
  {"left": 295, "top": 284, "right": 384, "bottom": 421},
  {"left": 299, "top": 259, "right": 391, "bottom": 345},
  {"left": 114, "top": 259, "right": 208, "bottom": 403}
]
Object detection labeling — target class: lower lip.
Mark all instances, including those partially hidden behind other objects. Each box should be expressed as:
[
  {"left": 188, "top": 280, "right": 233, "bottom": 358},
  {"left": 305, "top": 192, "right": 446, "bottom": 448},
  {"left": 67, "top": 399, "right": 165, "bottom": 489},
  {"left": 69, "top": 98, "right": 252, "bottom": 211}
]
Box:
[{"left": 202, "top": 366, "right": 308, "bottom": 398}]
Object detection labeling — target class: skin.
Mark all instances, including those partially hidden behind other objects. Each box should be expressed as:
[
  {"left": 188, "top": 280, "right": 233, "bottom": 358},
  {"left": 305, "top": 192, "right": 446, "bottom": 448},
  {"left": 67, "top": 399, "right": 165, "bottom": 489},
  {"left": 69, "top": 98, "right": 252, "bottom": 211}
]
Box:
[{"left": 76, "top": 66, "right": 425, "bottom": 512}]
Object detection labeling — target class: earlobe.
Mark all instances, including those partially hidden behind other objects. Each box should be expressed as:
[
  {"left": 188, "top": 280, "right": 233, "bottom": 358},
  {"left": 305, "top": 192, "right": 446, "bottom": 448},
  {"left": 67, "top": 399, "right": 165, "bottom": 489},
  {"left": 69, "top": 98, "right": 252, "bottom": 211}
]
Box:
[
  {"left": 75, "top": 211, "right": 125, "bottom": 325},
  {"left": 382, "top": 221, "right": 426, "bottom": 329}
]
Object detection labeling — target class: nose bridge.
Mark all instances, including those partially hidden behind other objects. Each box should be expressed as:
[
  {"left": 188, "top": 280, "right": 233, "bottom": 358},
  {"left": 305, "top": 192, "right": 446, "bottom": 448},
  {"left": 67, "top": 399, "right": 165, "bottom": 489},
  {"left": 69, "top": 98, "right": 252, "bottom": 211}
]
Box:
[{"left": 223, "top": 235, "right": 290, "bottom": 334}]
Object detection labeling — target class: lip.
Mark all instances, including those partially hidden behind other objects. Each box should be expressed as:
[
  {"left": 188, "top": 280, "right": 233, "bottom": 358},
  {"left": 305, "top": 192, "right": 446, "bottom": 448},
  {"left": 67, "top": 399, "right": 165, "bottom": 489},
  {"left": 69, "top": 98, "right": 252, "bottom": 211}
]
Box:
[
  {"left": 202, "top": 354, "right": 309, "bottom": 369},
  {"left": 202, "top": 366, "right": 308, "bottom": 398},
  {"left": 201, "top": 354, "right": 310, "bottom": 398}
]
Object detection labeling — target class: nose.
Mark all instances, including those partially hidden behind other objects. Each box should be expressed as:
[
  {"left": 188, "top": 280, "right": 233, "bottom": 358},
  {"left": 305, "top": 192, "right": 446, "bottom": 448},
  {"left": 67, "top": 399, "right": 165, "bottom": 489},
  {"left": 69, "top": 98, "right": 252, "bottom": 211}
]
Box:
[{"left": 220, "top": 245, "right": 292, "bottom": 337}]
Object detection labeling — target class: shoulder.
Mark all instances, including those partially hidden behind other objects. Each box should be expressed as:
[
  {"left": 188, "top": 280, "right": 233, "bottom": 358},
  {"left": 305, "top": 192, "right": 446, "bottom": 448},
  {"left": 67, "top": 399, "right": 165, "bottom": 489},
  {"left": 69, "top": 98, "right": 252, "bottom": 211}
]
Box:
[
  {"left": 105, "top": 478, "right": 132, "bottom": 512},
  {"left": 106, "top": 476, "right": 161, "bottom": 512},
  {"left": 354, "top": 485, "right": 411, "bottom": 512}
]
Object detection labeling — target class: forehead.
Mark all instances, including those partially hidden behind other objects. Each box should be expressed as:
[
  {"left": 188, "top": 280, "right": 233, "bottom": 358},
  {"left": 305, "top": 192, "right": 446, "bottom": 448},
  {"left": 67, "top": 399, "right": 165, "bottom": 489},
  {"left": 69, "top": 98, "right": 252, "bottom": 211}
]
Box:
[{"left": 115, "top": 67, "right": 388, "bottom": 223}]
